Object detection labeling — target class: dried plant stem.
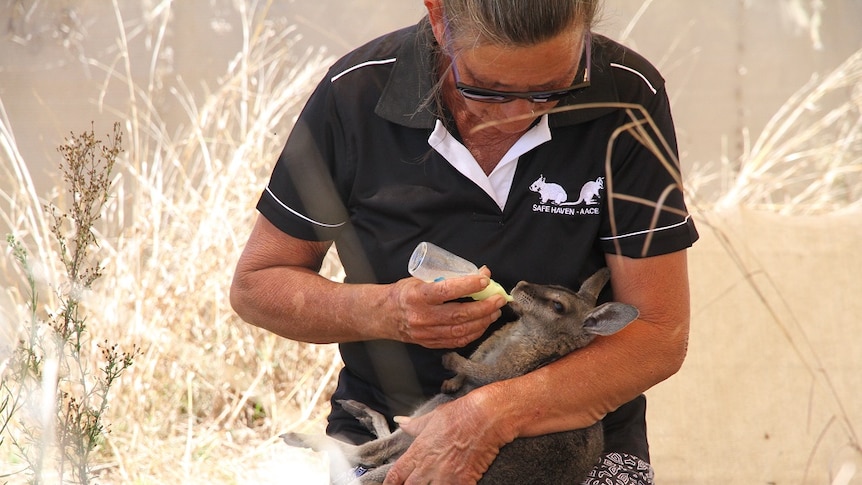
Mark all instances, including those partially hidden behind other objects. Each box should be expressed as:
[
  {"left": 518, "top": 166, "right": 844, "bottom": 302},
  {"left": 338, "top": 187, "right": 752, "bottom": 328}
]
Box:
[{"left": 2, "top": 123, "right": 139, "bottom": 484}]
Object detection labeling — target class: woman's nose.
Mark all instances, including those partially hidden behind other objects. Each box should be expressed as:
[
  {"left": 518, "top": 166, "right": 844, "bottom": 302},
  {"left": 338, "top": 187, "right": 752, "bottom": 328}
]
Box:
[{"left": 498, "top": 99, "right": 538, "bottom": 125}]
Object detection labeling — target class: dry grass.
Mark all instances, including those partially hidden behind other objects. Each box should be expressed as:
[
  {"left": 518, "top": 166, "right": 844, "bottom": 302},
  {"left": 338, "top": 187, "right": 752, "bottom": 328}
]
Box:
[
  {"left": 1, "top": 2, "right": 340, "bottom": 483},
  {"left": 712, "top": 46, "right": 862, "bottom": 214}
]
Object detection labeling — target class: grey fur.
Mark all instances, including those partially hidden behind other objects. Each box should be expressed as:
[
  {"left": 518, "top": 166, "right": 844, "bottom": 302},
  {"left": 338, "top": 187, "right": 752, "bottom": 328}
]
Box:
[{"left": 282, "top": 268, "right": 638, "bottom": 484}]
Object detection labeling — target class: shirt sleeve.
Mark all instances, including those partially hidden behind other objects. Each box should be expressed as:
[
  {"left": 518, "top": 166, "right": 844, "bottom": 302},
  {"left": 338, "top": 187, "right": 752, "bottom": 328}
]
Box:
[
  {"left": 599, "top": 84, "right": 699, "bottom": 258},
  {"left": 256, "top": 73, "right": 352, "bottom": 242}
]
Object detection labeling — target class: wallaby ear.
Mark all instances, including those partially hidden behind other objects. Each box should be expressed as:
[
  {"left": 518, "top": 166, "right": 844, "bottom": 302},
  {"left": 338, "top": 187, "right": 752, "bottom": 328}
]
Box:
[
  {"left": 578, "top": 267, "right": 611, "bottom": 303},
  {"left": 583, "top": 302, "right": 639, "bottom": 336}
]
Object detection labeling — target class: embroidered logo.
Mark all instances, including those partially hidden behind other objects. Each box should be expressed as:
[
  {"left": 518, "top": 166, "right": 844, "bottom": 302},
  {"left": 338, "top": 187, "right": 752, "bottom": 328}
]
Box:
[{"left": 529, "top": 175, "right": 604, "bottom": 215}]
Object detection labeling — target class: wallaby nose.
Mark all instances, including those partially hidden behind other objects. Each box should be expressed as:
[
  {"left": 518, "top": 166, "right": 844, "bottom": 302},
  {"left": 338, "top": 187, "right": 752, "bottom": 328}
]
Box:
[
  {"left": 511, "top": 281, "right": 531, "bottom": 294},
  {"left": 508, "top": 281, "right": 531, "bottom": 313}
]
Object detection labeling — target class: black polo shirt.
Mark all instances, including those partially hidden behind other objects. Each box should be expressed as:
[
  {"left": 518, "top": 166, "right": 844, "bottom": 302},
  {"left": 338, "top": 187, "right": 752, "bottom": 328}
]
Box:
[{"left": 258, "top": 17, "right": 698, "bottom": 460}]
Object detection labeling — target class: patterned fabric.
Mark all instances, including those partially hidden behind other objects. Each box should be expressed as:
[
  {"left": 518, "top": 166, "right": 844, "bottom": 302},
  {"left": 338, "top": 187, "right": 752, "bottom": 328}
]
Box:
[
  {"left": 331, "top": 453, "right": 653, "bottom": 484},
  {"left": 331, "top": 465, "right": 369, "bottom": 485},
  {"left": 582, "top": 452, "right": 655, "bottom": 485}
]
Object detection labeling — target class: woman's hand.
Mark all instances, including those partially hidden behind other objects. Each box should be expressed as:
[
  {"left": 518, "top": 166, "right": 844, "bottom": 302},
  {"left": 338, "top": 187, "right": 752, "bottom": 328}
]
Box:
[
  {"left": 232, "top": 216, "right": 507, "bottom": 346},
  {"left": 383, "top": 389, "right": 515, "bottom": 485},
  {"left": 386, "top": 268, "right": 508, "bottom": 349}
]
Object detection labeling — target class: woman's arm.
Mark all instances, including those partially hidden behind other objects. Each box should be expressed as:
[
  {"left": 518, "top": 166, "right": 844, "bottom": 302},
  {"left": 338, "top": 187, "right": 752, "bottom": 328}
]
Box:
[
  {"left": 229, "top": 215, "right": 507, "bottom": 348},
  {"left": 494, "top": 249, "right": 690, "bottom": 436},
  {"left": 385, "top": 249, "right": 691, "bottom": 484}
]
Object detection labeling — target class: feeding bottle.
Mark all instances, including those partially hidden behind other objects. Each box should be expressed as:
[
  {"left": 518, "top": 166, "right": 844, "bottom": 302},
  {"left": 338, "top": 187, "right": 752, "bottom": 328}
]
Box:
[{"left": 408, "top": 242, "right": 513, "bottom": 302}]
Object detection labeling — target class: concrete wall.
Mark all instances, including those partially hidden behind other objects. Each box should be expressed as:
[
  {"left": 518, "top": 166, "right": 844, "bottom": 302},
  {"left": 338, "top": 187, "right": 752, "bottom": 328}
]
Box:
[
  {"left": 648, "top": 208, "right": 862, "bottom": 483},
  {"left": 3, "top": 1, "right": 861, "bottom": 198}
]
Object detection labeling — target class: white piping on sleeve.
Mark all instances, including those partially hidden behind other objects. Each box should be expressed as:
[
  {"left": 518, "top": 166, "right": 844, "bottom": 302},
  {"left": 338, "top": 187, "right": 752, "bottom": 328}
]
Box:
[
  {"left": 264, "top": 186, "right": 346, "bottom": 229},
  {"left": 330, "top": 58, "right": 397, "bottom": 83},
  {"left": 599, "top": 215, "right": 692, "bottom": 241},
  {"left": 610, "top": 62, "right": 658, "bottom": 95}
]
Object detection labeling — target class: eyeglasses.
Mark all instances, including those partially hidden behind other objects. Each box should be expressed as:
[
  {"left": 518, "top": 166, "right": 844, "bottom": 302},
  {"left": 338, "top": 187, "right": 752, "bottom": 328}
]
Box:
[{"left": 450, "top": 33, "right": 592, "bottom": 104}]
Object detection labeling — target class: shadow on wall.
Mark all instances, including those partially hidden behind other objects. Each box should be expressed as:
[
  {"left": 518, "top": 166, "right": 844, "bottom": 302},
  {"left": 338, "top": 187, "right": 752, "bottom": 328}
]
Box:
[{"left": 648, "top": 208, "right": 862, "bottom": 484}]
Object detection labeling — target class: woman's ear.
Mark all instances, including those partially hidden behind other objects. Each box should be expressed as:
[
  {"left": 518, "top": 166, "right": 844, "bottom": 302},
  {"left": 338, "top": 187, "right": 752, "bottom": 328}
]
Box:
[{"left": 424, "top": 0, "right": 446, "bottom": 45}]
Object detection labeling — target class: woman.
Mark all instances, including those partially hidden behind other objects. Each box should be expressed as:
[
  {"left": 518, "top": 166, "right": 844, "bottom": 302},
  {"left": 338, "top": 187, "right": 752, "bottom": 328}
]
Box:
[{"left": 231, "top": 0, "right": 698, "bottom": 483}]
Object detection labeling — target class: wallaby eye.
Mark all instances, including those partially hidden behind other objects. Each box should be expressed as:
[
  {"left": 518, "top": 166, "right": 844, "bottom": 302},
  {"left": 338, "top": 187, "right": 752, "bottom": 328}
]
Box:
[{"left": 552, "top": 301, "right": 565, "bottom": 313}]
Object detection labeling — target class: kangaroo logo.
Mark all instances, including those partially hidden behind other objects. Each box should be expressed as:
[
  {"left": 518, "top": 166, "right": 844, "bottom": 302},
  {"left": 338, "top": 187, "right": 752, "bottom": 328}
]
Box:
[{"left": 529, "top": 175, "right": 604, "bottom": 206}]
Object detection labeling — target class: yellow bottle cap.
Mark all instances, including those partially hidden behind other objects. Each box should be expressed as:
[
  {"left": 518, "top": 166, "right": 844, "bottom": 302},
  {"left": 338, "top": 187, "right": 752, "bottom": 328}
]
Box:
[{"left": 468, "top": 279, "right": 513, "bottom": 302}]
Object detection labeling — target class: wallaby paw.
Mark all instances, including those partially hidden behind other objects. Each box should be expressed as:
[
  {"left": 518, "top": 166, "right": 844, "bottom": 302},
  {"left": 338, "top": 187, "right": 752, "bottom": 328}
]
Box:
[
  {"left": 280, "top": 432, "right": 311, "bottom": 449},
  {"left": 339, "top": 399, "right": 373, "bottom": 418},
  {"left": 440, "top": 374, "right": 465, "bottom": 394},
  {"left": 338, "top": 399, "right": 391, "bottom": 438},
  {"left": 441, "top": 351, "right": 466, "bottom": 371}
]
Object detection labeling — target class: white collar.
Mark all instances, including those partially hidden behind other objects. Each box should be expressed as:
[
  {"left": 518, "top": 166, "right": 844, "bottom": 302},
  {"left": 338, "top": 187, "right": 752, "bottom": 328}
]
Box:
[{"left": 427, "top": 115, "right": 551, "bottom": 210}]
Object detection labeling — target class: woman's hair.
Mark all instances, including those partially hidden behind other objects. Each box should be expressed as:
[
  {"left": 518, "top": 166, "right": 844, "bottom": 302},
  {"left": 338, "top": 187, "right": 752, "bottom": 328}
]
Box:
[
  {"left": 442, "top": 0, "right": 599, "bottom": 47},
  {"left": 416, "top": 0, "right": 598, "bottom": 123}
]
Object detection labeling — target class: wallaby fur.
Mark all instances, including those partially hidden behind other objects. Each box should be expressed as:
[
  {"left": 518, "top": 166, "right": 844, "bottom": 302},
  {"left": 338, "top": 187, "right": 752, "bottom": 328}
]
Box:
[{"left": 282, "top": 268, "right": 639, "bottom": 484}]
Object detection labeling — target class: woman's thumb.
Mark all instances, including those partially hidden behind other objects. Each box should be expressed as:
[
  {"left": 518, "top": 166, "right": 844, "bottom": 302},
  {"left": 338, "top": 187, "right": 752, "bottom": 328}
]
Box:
[{"left": 393, "top": 414, "right": 424, "bottom": 436}]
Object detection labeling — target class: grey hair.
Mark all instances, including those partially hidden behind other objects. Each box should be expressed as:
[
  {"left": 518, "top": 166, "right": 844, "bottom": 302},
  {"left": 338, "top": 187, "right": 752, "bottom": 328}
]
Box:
[{"left": 442, "top": 0, "right": 599, "bottom": 47}]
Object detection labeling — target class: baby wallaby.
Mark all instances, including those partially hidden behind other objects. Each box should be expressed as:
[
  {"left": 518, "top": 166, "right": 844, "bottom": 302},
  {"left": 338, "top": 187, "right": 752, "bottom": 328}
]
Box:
[{"left": 282, "top": 268, "right": 638, "bottom": 484}]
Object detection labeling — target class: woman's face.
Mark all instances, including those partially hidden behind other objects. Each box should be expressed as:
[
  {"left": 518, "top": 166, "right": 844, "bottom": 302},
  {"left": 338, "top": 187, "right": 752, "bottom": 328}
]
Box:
[{"left": 446, "top": 27, "right": 587, "bottom": 135}]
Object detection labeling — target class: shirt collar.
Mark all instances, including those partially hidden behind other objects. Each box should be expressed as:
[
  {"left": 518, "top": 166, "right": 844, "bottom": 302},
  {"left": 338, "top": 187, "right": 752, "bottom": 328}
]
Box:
[{"left": 374, "top": 18, "right": 440, "bottom": 129}]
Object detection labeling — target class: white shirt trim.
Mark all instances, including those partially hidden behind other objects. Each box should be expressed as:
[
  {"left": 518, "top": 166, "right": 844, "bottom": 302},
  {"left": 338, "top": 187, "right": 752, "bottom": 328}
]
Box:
[
  {"left": 331, "top": 58, "right": 397, "bottom": 83},
  {"left": 599, "top": 215, "right": 692, "bottom": 241},
  {"left": 427, "top": 115, "right": 552, "bottom": 210},
  {"left": 610, "top": 62, "right": 658, "bottom": 95},
  {"left": 264, "top": 186, "right": 346, "bottom": 228}
]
